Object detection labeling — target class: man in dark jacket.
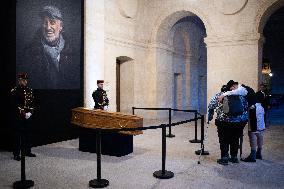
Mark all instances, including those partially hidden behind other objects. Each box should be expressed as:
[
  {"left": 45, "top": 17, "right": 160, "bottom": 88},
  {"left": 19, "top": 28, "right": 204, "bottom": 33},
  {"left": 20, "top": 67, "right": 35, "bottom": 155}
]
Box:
[
  {"left": 256, "top": 83, "right": 270, "bottom": 125},
  {"left": 10, "top": 73, "right": 36, "bottom": 161},
  {"left": 21, "top": 5, "right": 79, "bottom": 89},
  {"left": 92, "top": 80, "right": 109, "bottom": 110}
]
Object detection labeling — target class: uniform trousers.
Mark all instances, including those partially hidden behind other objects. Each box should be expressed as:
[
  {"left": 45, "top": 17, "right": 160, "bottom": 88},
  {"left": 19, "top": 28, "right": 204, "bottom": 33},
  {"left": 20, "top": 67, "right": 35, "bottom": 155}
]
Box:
[{"left": 12, "top": 117, "right": 33, "bottom": 156}]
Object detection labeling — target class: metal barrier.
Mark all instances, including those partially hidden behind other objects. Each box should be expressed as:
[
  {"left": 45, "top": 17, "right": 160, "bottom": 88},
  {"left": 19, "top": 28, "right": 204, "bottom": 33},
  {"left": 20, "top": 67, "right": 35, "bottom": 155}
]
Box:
[
  {"left": 13, "top": 131, "right": 34, "bottom": 189},
  {"left": 79, "top": 107, "right": 206, "bottom": 188}
]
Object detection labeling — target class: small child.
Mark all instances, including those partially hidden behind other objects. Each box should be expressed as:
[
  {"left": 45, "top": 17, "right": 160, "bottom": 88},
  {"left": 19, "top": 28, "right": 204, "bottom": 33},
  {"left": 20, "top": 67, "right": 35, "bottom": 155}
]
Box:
[{"left": 242, "top": 93, "right": 266, "bottom": 162}]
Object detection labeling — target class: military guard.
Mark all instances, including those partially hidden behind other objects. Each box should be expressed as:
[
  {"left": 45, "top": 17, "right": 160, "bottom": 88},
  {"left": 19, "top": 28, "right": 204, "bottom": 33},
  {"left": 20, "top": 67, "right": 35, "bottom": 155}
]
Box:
[
  {"left": 11, "top": 73, "right": 36, "bottom": 161},
  {"left": 92, "top": 80, "right": 109, "bottom": 110}
]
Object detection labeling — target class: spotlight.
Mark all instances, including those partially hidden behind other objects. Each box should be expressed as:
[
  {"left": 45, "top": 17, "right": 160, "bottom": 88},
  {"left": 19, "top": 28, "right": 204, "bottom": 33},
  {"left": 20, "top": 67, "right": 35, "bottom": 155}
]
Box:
[{"left": 269, "top": 73, "right": 273, "bottom": 77}]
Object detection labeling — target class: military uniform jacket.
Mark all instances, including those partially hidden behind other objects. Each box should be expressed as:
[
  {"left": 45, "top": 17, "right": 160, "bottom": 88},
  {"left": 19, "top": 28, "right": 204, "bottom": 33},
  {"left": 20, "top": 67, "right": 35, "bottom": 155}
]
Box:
[
  {"left": 10, "top": 86, "right": 34, "bottom": 120},
  {"left": 92, "top": 88, "right": 109, "bottom": 110}
]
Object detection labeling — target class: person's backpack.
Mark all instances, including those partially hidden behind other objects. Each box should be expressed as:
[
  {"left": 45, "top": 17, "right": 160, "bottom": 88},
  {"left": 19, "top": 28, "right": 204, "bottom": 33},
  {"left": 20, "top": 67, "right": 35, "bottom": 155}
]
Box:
[{"left": 222, "top": 95, "right": 244, "bottom": 116}]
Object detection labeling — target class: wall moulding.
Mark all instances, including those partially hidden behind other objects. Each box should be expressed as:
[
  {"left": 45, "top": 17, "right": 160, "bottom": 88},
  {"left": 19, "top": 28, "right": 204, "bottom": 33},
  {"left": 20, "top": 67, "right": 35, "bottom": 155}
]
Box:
[
  {"left": 105, "top": 34, "right": 148, "bottom": 50},
  {"left": 148, "top": 42, "right": 174, "bottom": 53},
  {"left": 204, "top": 33, "right": 264, "bottom": 47}
]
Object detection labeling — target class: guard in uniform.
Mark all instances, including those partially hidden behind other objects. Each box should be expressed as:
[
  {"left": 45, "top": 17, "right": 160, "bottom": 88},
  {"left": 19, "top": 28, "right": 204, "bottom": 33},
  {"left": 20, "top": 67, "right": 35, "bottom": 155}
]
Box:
[
  {"left": 10, "top": 73, "right": 36, "bottom": 161},
  {"left": 92, "top": 80, "right": 109, "bottom": 110}
]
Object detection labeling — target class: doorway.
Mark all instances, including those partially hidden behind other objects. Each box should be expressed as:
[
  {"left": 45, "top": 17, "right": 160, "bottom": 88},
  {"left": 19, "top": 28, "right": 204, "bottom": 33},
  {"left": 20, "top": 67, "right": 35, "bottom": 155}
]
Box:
[{"left": 116, "top": 56, "right": 134, "bottom": 113}]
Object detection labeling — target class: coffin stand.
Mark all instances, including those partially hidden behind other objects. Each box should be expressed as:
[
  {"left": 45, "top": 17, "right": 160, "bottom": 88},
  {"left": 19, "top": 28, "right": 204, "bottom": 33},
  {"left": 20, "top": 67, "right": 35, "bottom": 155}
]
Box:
[{"left": 71, "top": 107, "right": 143, "bottom": 156}]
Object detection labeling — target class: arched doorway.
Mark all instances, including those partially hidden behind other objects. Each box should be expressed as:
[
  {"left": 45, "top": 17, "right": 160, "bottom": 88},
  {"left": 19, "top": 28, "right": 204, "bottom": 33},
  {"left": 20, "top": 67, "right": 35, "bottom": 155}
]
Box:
[
  {"left": 116, "top": 56, "right": 134, "bottom": 113},
  {"left": 257, "top": 1, "right": 284, "bottom": 125},
  {"left": 153, "top": 11, "right": 207, "bottom": 116},
  {"left": 262, "top": 7, "right": 284, "bottom": 94}
]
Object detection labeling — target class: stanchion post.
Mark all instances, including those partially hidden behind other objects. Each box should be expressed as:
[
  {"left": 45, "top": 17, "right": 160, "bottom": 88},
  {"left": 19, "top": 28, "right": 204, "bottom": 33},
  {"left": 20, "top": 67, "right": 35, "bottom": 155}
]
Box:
[
  {"left": 153, "top": 124, "right": 174, "bottom": 179},
  {"left": 195, "top": 115, "right": 209, "bottom": 155},
  {"left": 190, "top": 111, "right": 201, "bottom": 143},
  {"left": 132, "top": 107, "right": 135, "bottom": 115},
  {"left": 89, "top": 129, "right": 109, "bottom": 188},
  {"left": 166, "top": 108, "right": 175, "bottom": 138},
  {"left": 13, "top": 131, "right": 34, "bottom": 189}
]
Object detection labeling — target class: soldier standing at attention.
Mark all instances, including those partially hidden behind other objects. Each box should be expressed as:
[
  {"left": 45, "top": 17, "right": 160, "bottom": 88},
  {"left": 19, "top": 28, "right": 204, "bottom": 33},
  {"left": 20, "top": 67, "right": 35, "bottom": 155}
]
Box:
[
  {"left": 92, "top": 80, "right": 109, "bottom": 110},
  {"left": 10, "top": 73, "right": 36, "bottom": 161}
]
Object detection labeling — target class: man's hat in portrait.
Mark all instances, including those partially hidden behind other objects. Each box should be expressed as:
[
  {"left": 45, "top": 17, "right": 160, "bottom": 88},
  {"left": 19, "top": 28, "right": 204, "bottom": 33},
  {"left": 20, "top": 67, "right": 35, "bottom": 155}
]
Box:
[
  {"left": 18, "top": 73, "right": 28, "bottom": 80},
  {"left": 41, "top": 5, "right": 63, "bottom": 21},
  {"left": 97, "top": 80, "right": 104, "bottom": 84},
  {"left": 226, "top": 80, "right": 238, "bottom": 89}
]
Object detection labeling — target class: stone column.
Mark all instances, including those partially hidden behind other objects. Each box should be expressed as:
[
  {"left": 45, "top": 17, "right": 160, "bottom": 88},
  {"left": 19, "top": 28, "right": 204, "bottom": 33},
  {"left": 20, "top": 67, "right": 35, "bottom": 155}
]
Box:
[
  {"left": 85, "top": 0, "right": 105, "bottom": 108},
  {"left": 205, "top": 33, "right": 264, "bottom": 102},
  {"left": 155, "top": 43, "right": 174, "bottom": 118},
  {"left": 184, "top": 52, "right": 191, "bottom": 109},
  {"left": 188, "top": 53, "right": 199, "bottom": 110}
]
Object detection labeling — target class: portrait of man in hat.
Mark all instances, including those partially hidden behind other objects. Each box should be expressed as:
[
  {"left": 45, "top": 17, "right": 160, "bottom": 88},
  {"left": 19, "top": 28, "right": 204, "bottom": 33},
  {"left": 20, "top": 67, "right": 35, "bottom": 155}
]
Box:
[{"left": 16, "top": 0, "right": 81, "bottom": 89}]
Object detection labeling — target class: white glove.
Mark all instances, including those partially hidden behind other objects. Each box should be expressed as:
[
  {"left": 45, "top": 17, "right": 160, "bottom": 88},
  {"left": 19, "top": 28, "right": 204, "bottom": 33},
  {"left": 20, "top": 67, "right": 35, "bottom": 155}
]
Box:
[
  {"left": 25, "top": 112, "right": 32, "bottom": 119},
  {"left": 103, "top": 106, "right": 108, "bottom": 111}
]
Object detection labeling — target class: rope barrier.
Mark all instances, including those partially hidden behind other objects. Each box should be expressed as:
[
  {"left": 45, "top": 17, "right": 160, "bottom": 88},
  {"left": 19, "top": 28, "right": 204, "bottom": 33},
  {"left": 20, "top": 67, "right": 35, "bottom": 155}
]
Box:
[
  {"left": 97, "top": 117, "right": 202, "bottom": 133},
  {"left": 79, "top": 107, "right": 206, "bottom": 187}
]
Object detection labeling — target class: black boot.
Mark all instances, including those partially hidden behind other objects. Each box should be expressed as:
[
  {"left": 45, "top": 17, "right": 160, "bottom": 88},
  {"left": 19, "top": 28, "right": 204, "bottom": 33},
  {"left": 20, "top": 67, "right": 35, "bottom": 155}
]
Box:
[
  {"left": 26, "top": 152, "right": 36, "bottom": 157},
  {"left": 256, "top": 149, "right": 262, "bottom": 160},
  {"left": 217, "top": 157, "right": 229, "bottom": 165},
  {"left": 241, "top": 149, "right": 256, "bottom": 162},
  {"left": 229, "top": 156, "right": 239, "bottom": 163},
  {"left": 13, "top": 155, "right": 21, "bottom": 161},
  {"left": 241, "top": 155, "right": 256, "bottom": 162}
]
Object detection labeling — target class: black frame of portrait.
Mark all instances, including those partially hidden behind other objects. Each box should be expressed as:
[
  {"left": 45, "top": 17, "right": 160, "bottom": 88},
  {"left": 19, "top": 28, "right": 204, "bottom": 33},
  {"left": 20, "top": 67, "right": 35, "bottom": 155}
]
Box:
[{"left": 0, "top": 0, "right": 84, "bottom": 150}]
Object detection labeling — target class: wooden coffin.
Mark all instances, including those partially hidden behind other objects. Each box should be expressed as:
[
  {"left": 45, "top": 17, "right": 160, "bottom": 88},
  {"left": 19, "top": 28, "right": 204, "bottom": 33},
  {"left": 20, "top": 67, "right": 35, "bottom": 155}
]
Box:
[{"left": 71, "top": 107, "right": 143, "bottom": 135}]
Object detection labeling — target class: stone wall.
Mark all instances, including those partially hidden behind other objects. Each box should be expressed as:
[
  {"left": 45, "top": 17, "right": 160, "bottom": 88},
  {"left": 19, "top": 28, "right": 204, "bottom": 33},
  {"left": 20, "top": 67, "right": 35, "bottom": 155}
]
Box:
[{"left": 84, "top": 0, "right": 281, "bottom": 118}]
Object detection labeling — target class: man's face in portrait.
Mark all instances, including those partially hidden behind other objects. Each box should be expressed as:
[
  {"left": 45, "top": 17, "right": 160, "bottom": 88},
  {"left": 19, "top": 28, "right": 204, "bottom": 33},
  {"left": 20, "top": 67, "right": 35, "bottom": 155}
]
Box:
[{"left": 42, "top": 16, "right": 62, "bottom": 46}]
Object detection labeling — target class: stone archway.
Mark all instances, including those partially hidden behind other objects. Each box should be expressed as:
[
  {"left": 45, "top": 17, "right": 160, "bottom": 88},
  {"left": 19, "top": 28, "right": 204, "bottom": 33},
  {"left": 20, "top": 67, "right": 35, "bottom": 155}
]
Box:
[
  {"left": 256, "top": 1, "right": 284, "bottom": 94},
  {"left": 150, "top": 9, "right": 208, "bottom": 116},
  {"left": 254, "top": 1, "right": 284, "bottom": 87},
  {"left": 255, "top": 0, "right": 284, "bottom": 34},
  {"left": 150, "top": 6, "right": 213, "bottom": 44}
]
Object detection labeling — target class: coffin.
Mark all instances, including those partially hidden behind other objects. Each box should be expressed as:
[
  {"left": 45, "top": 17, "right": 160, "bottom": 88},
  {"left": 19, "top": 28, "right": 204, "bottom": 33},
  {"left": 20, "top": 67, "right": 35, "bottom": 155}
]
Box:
[{"left": 71, "top": 107, "right": 143, "bottom": 135}]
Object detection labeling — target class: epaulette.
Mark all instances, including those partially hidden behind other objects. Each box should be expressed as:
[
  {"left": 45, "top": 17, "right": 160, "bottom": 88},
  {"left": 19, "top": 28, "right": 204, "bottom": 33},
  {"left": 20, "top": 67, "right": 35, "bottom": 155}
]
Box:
[{"left": 10, "top": 87, "right": 17, "bottom": 93}]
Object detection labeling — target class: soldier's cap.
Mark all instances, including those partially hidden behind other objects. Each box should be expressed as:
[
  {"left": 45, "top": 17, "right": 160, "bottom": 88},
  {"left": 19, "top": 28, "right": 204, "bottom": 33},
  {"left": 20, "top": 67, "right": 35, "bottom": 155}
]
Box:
[
  {"left": 226, "top": 80, "right": 238, "bottom": 89},
  {"left": 97, "top": 80, "right": 104, "bottom": 84},
  {"left": 40, "top": 5, "right": 63, "bottom": 21},
  {"left": 18, "top": 73, "right": 28, "bottom": 80}
]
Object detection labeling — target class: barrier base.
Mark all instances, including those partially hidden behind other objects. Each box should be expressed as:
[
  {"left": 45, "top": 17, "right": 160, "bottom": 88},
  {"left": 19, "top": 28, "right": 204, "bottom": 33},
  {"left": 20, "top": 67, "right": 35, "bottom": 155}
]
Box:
[
  {"left": 195, "top": 150, "right": 210, "bottom": 155},
  {"left": 89, "top": 179, "right": 109, "bottom": 188},
  {"left": 153, "top": 170, "right": 174, "bottom": 179},
  {"left": 189, "top": 139, "right": 201, "bottom": 143},
  {"left": 13, "top": 180, "right": 34, "bottom": 189},
  {"left": 166, "top": 134, "right": 175, "bottom": 138}
]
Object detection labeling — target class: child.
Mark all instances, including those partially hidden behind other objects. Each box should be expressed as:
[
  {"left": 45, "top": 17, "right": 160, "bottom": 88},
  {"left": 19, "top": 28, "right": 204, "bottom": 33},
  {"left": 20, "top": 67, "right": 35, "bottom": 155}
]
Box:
[{"left": 242, "top": 93, "right": 266, "bottom": 162}]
